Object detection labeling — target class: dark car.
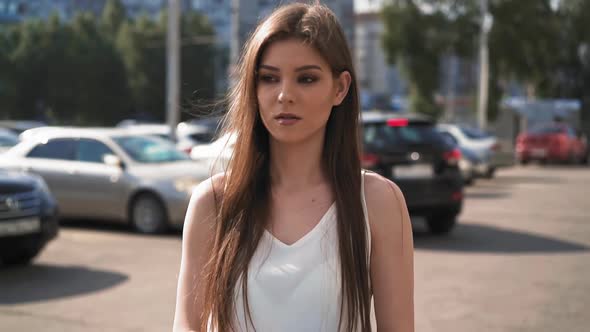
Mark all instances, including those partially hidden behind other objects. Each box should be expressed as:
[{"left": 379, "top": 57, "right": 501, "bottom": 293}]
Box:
[
  {"left": 361, "top": 112, "right": 464, "bottom": 234},
  {"left": 0, "top": 170, "right": 59, "bottom": 266}
]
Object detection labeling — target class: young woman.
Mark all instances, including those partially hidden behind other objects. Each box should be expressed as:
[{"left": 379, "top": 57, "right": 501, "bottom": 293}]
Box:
[{"left": 173, "top": 3, "right": 414, "bottom": 332}]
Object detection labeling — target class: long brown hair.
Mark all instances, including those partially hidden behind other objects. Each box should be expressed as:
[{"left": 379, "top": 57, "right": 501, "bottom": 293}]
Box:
[{"left": 201, "top": 3, "right": 370, "bottom": 331}]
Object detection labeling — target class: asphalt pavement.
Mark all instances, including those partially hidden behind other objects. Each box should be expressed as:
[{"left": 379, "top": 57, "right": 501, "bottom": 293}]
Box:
[{"left": 1, "top": 165, "right": 589, "bottom": 332}]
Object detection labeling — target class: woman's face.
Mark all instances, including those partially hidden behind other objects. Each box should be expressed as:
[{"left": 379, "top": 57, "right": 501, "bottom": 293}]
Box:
[{"left": 256, "top": 38, "right": 351, "bottom": 144}]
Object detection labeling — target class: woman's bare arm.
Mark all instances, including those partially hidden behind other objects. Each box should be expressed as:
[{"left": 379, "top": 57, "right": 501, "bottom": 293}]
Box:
[
  {"left": 365, "top": 172, "right": 415, "bottom": 332},
  {"left": 173, "top": 174, "right": 223, "bottom": 332}
]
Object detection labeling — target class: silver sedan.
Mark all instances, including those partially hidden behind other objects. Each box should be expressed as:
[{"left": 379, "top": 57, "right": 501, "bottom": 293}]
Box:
[{"left": 0, "top": 128, "right": 211, "bottom": 234}]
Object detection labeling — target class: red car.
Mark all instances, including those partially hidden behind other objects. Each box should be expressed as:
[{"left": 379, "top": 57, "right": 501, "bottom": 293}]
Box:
[{"left": 516, "top": 123, "right": 588, "bottom": 164}]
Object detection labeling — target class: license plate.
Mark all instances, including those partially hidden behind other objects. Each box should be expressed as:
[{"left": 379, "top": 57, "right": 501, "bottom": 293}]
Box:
[
  {"left": 531, "top": 148, "right": 547, "bottom": 157},
  {"left": 0, "top": 217, "right": 41, "bottom": 236},
  {"left": 393, "top": 164, "right": 433, "bottom": 179}
]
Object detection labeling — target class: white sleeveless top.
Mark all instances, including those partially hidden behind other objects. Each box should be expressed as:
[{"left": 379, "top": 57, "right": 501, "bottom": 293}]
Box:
[{"left": 226, "top": 171, "right": 372, "bottom": 332}]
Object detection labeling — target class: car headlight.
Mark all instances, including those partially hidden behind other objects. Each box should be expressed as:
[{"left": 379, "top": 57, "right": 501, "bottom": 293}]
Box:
[
  {"left": 34, "top": 177, "right": 51, "bottom": 197},
  {"left": 174, "top": 177, "right": 201, "bottom": 195}
]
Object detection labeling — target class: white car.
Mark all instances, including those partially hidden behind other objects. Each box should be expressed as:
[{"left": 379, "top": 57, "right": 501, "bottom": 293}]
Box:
[
  {"left": 436, "top": 124, "right": 511, "bottom": 178},
  {"left": 121, "top": 123, "right": 216, "bottom": 154},
  {"left": 189, "top": 132, "right": 236, "bottom": 173},
  {"left": 1, "top": 128, "right": 210, "bottom": 234}
]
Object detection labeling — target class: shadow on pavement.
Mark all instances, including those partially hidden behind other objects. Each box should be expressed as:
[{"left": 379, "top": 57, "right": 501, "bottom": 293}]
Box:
[
  {"left": 464, "top": 191, "right": 511, "bottom": 199},
  {"left": 0, "top": 264, "right": 128, "bottom": 305},
  {"left": 413, "top": 222, "right": 589, "bottom": 254},
  {"left": 60, "top": 219, "right": 182, "bottom": 238},
  {"left": 487, "top": 174, "right": 563, "bottom": 185}
]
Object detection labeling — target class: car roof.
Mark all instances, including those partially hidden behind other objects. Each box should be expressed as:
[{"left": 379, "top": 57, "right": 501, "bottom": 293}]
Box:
[
  {"left": 23, "top": 127, "right": 157, "bottom": 141},
  {"left": 361, "top": 111, "right": 434, "bottom": 124}
]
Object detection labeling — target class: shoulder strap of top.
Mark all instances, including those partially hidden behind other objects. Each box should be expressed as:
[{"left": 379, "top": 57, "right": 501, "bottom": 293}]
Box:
[{"left": 361, "top": 170, "right": 371, "bottom": 265}]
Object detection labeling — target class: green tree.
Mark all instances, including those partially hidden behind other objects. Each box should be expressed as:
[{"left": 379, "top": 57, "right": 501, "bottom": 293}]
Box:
[
  {"left": 116, "top": 11, "right": 216, "bottom": 121},
  {"left": 101, "top": 0, "right": 127, "bottom": 38},
  {"left": 4, "top": 13, "right": 131, "bottom": 125},
  {"left": 381, "top": 0, "right": 478, "bottom": 118},
  {"left": 542, "top": 0, "right": 590, "bottom": 133},
  {"left": 381, "top": 0, "right": 563, "bottom": 121}
]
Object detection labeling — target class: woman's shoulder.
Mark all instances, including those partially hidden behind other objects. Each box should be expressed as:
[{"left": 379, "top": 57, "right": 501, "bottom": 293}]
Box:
[
  {"left": 363, "top": 170, "right": 405, "bottom": 207},
  {"left": 185, "top": 172, "right": 226, "bottom": 224},
  {"left": 191, "top": 172, "right": 226, "bottom": 200},
  {"left": 362, "top": 170, "right": 409, "bottom": 230}
]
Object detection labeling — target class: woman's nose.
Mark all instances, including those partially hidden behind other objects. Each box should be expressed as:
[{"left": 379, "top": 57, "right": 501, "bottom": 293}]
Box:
[{"left": 278, "top": 82, "right": 294, "bottom": 104}]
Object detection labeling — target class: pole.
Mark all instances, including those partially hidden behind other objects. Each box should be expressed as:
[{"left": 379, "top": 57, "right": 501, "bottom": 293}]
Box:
[
  {"left": 229, "top": 0, "right": 240, "bottom": 88},
  {"left": 477, "top": 0, "right": 490, "bottom": 131},
  {"left": 166, "top": 0, "right": 181, "bottom": 141}
]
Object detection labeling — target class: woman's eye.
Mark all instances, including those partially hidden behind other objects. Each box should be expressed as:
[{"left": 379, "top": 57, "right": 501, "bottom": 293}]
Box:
[
  {"left": 259, "top": 74, "right": 278, "bottom": 83},
  {"left": 298, "top": 75, "right": 317, "bottom": 84}
]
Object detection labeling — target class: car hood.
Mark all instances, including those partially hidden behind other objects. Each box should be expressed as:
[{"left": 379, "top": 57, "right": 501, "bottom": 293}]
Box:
[
  {"left": 127, "top": 160, "right": 211, "bottom": 181},
  {"left": 0, "top": 170, "right": 39, "bottom": 194}
]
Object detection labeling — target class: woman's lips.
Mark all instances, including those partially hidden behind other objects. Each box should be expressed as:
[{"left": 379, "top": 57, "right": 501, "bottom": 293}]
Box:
[{"left": 274, "top": 113, "right": 301, "bottom": 126}]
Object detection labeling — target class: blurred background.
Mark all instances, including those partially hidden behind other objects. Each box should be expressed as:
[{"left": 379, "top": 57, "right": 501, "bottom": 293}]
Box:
[{"left": 0, "top": 1, "right": 589, "bottom": 332}]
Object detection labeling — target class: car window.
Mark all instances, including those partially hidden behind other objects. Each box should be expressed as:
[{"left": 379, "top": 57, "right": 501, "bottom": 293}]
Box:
[
  {"left": 112, "top": 135, "right": 189, "bottom": 163},
  {"left": 78, "top": 139, "right": 116, "bottom": 163},
  {"left": 0, "top": 135, "right": 18, "bottom": 147},
  {"left": 363, "top": 122, "right": 447, "bottom": 147},
  {"left": 460, "top": 126, "right": 491, "bottom": 139},
  {"left": 438, "top": 131, "right": 458, "bottom": 145},
  {"left": 529, "top": 125, "right": 564, "bottom": 135},
  {"left": 566, "top": 127, "right": 576, "bottom": 138},
  {"left": 188, "top": 133, "right": 216, "bottom": 143},
  {"left": 27, "top": 139, "right": 76, "bottom": 160}
]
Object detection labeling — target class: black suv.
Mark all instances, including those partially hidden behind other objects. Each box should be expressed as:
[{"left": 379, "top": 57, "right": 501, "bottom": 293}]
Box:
[
  {"left": 0, "top": 170, "right": 59, "bottom": 266},
  {"left": 361, "top": 112, "right": 464, "bottom": 234}
]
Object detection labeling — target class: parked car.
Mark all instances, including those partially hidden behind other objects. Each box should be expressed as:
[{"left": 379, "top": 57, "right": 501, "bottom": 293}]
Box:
[
  {"left": 0, "top": 169, "right": 59, "bottom": 266},
  {"left": 189, "top": 132, "right": 235, "bottom": 172},
  {"left": 121, "top": 123, "right": 217, "bottom": 154},
  {"left": 516, "top": 123, "right": 588, "bottom": 164},
  {"left": 0, "top": 128, "right": 210, "bottom": 234},
  {"left": 437, "top": 130, "right": 486, "bottom": 185},
  {"left": 361, "top": 112, "right": 464, "bottom": 234},
  {"left": 0, "top": 128, "right": 19, "bottom": 154},
  {"left": 0, "top": 120, "right": 47, "bottom": 135},
  {"left": 436, "top": 124, "right": 512, "bottom": 178}
]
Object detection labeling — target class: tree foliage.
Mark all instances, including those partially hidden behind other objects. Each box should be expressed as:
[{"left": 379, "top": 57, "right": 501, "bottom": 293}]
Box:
[
  {"left": 381, "top": 0, "right": 589, "bottom": 124},
  {"left": 0, "top": 0, "right": 215, "bottom": 125}
]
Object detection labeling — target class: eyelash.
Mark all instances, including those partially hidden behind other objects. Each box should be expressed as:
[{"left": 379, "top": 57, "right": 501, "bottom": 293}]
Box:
[{"left": 258, "top": 74, "right": 318, "bottom": 84}]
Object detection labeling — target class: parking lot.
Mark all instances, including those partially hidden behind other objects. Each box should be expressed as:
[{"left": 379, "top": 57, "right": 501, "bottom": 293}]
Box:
[{"left": 1, "top": 165, "right": 589, "bottom": 332}]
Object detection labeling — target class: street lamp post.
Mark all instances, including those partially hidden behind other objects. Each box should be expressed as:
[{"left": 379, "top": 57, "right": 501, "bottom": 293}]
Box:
[
  {"left": 166, "top": 0, "right": 181, "bottom": 141},
  {"left": 477, "top": 0, "right": 493, "bottom": 131}
]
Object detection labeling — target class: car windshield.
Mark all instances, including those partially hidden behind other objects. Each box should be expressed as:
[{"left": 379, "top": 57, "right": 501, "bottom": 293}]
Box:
[
  {"left": 0, "top": 134, "right": 18, "bottom": 147},
  {"left": 112, "top": 135, "right": 189, "bottom": 163},
  {"left": 364, "top": 122, "right": 447, "bottom": 148},
  {"left": 459, "top": 126, "right": 492, "bottom": 139},
  {"left": 529, "top": 125, "right": 565, "bottom": 135}
]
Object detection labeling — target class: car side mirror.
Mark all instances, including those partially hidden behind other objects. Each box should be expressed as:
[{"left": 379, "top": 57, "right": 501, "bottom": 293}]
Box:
[{"left": 103, "top": 154, "right": 126, "bottom": 170}]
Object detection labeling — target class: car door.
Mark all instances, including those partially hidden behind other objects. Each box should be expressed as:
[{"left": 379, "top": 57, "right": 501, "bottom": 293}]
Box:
[
  {"left": 23, "top": 138, "right": 79, "bottom": 215},
  {"left": 568, "top": 127, "right": 585, "bottom": 158},
  {"left": 71, "top": 138, "right": 130, "bottom": 220}
]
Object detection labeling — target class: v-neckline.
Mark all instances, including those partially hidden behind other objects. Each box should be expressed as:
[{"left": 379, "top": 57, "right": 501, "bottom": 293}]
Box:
[{"left": 264, "top": 201, "right": 336, "bottom": 248}]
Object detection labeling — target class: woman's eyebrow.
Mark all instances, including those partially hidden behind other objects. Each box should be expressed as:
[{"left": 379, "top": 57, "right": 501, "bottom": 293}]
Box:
[{"left": 258, "top": 64, "right": 323, "bottom": 72}]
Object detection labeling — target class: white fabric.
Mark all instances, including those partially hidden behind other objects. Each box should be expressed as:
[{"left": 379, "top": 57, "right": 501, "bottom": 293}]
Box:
[{"left": 226, "top": 171, "right": 371, "bottom": 332}]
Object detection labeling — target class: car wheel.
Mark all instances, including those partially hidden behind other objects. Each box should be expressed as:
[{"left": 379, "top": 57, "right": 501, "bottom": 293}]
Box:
[
  {"left": 1, "top": 247, "right": 41, "bottom": 266},
  {"left": 130, "top": 193, "right": 168, "bottom": 234},
  {"left": 426, "top": 212, "right": 457, "bottom": 235},
  {"left": 485, "top": 167, "right": 496, "bottom": 179},
  {"left": 519, "top": 159, "right": 529, "bottom": 165}
]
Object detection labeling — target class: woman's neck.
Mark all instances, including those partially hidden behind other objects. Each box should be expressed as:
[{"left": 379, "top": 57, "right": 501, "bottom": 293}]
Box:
[{"left": 268, "top": 134, "right": 326, "bottom": 192}]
